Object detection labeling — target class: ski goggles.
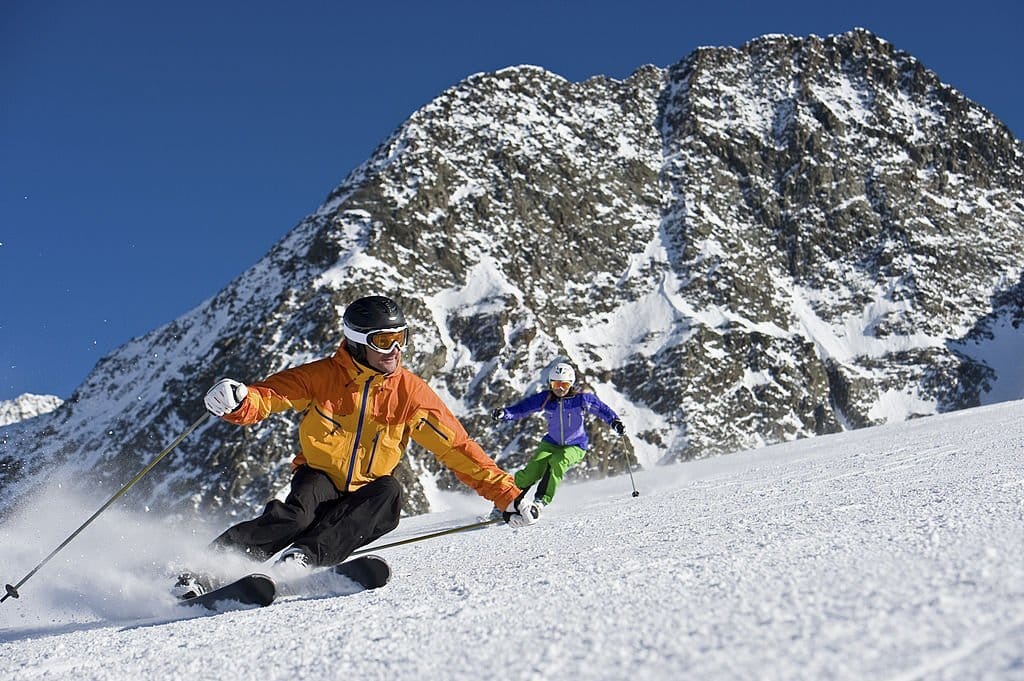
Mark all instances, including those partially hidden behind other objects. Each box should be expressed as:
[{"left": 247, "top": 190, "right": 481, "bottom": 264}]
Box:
[
  {"left": 343, "top": 323, "right": 409, "bottom": 353},
  {"left": 549, "top": 380, "right": 572, "bottom": 391}
]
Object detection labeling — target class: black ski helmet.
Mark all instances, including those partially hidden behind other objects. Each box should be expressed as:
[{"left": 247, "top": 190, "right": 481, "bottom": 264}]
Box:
[
  {"left": 343, "top": 295, "right": 406, "bottom": 333},
  {"left": 342, "top": 296, "right": 407, "bottom": 362}
]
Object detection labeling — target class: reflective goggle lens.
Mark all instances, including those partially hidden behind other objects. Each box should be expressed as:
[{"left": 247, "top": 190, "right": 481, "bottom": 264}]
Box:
[
  {"left": 366, "top": 328, "right": 408, "bottom": 353},
  {"left": 550, "top": 380, "right": 571, "bottom": 391}
]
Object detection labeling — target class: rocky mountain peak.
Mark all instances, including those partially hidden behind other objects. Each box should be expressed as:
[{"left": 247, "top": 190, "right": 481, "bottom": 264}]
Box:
[{"left": 3, "top": 29, "right": 1021, "bottom": 520}]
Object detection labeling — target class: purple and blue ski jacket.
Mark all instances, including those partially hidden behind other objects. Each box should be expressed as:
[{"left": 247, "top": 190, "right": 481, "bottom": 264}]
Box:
[{"left": 502, "top": 390, "right": 619, "bottom": 449}]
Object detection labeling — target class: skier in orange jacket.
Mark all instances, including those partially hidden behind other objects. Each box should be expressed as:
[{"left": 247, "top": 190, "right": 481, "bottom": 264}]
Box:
[{"left": 174, "top": 295, "right": 537, "bottom": 598}]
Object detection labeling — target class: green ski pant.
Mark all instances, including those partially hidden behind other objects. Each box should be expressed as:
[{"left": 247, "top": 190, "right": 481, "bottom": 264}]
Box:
[{"left": 513, "top": 441, "right": 587, "bottom": 505}]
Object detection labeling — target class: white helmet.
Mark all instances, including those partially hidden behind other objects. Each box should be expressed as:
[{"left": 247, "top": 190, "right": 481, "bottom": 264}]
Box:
[{"left": 548, "top": 362, "right": 576, "bottom": 385}]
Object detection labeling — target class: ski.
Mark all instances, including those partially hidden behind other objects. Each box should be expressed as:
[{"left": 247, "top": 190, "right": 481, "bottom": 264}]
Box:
[
  {"left": 331, "top": 555, "right": 391, "bottom": 590},
  {"left": 179, "top": 573, "right": 276, "bottom": 611},
  {"left": 178, "top": 556, "right": 386, "bottom": 611}
]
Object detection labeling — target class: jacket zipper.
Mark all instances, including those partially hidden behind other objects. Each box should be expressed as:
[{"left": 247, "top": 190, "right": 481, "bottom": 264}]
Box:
[
  {"left": 558, "top": 399, "right": 565, "bottom": 444},
  {"left": 419, "top": 418, "right": 449, "bottom": 440},
  {"left": 345, "top": 377, "right": 374, "bottom": 491},
  {"left": 314, "top": 406, "right": 344, "bottom": 434},
  {"left": 366, "top": 431, "right": 381, "bottom": 474}
]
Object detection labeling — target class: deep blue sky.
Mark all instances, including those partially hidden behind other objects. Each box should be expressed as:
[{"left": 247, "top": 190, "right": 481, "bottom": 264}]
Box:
[{"left": 2, "top": 1, "right": 1021, "bottom": 403}]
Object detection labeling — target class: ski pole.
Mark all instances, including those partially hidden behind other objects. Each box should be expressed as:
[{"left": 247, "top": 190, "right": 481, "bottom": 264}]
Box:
[
  {"left": 621, "top": 437, "right": 639, "bottom": 497},
  {"left": 351, "top": 517, "right": 503, "bottom": 556},
  {"left": 625, "top": 459, "right": 640, "bottom": 497},
  {"left": 2, "top": 411, "right": 212, "bottom": 604}
]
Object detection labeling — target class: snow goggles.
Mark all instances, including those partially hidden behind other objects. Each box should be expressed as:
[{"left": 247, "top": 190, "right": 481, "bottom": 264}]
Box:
[
  {"left": 343, "top": 323, "right": 409, "bottom": 353},
  {"left": 550, "top": 380, "right": 572, "bottom": 391}
]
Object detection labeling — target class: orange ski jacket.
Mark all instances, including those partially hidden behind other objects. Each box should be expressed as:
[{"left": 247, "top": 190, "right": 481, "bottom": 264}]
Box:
[{"left": 223, "top": 343, "right": 521, "bottom": 511}]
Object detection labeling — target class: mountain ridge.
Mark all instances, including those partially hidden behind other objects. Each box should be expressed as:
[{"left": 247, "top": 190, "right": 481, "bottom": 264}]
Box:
[{"left": 2, "top": 28, "right": 1022, "bottom": 519}]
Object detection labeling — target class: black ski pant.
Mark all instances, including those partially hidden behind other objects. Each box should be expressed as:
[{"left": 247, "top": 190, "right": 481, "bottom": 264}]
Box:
[{"left": 211, "top": 466, "right": 402, "bottom": 567}]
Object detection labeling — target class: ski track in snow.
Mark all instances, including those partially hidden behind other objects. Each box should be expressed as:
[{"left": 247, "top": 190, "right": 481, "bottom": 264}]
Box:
[{"left": 1, "top": 401, "right": 1023, "bottom": 680}]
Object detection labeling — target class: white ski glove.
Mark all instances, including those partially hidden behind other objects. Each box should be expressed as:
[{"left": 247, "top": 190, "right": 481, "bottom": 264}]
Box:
[
  {"left": 204, "top": 378, "right": 248, "bottom": 416},
  {"left": 503, "top": 493, "right": 540, "bottom": 528}
]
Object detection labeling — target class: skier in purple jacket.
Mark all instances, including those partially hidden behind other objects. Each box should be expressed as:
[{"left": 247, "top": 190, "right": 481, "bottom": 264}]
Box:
[{"left": 490, "top": 362, "right": 624, "bottom": 516}]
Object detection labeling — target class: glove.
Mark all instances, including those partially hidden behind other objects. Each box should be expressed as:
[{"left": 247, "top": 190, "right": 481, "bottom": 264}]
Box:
[
  {"left": 502, "top": 492, "right": 539, "bottom": 528},
  {"left": 611, "top": 419, "right": 625, "bottom": 436},
  {"left": 491, "top": 408, "right": 508, "bottom": 421},
  {"left": 204, "top": 378, "right": 248, "bottom": 416}
]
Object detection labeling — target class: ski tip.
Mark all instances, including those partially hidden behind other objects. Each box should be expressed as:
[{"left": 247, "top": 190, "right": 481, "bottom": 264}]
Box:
[
  {"left": 334, "top": 555, "right": 391, "bottom": 590},
  {"left": 356, "top": 555, "right": 391, "bottom": 583}
]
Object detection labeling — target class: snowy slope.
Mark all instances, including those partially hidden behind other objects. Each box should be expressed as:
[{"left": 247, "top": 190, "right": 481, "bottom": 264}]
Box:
[{"left": 1, "top": 400, "right": 1022, "bottom": 680}]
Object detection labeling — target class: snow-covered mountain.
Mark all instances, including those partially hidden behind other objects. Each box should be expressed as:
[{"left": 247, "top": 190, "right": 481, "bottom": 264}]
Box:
[
  {"left": 1, "top": 398, "right": 1021, "bottom": 679},
  {"left": 0, "top": 394, "right": 62, "bottom": 427},
  {"left": 1, "top": 28, "right": 1022, "bottom": 519}
]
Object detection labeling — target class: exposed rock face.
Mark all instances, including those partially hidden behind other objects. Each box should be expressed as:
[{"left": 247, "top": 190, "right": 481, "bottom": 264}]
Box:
[{"left": 3, "top": 29, "right": 1022, "bottom": 520}]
